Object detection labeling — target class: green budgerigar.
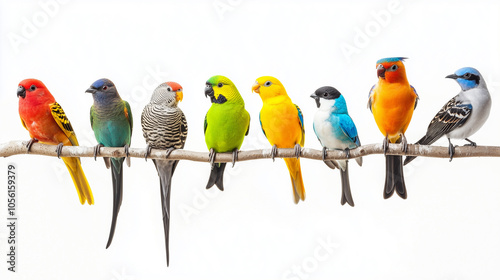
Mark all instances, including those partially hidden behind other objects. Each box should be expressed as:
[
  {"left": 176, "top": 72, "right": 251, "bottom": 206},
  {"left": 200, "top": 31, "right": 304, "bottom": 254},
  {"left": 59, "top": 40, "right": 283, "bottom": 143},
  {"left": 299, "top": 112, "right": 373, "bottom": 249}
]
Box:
[{"left": 204, "top": 75, "right": 250, "bottom": 190}]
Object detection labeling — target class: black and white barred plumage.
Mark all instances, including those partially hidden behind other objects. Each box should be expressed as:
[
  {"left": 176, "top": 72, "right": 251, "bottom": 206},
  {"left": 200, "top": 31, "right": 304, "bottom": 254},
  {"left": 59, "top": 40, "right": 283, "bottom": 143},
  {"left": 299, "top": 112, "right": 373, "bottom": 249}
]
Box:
[
  {"left": 141, "top": 83, "right": 187, "bottom": 150},
  {"left": 141, "top": 82, "right": 187, "bottom": 266}
]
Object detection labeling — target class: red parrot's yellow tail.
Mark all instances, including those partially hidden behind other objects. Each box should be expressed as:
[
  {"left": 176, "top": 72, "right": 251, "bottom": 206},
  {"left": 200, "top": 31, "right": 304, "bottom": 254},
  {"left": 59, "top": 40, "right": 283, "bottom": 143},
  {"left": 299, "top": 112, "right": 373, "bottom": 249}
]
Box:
[
  {"left": 62, "top": 157, "right": 94, "bottom": 205},
  {"left": 284, "top": 158, "right": 305, "bottom": 204}
]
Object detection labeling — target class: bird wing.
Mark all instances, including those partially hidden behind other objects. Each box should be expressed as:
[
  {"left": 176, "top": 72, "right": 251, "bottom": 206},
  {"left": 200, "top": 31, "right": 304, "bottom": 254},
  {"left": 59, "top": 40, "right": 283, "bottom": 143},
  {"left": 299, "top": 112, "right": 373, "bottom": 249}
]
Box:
[
  {"left": 411, "top": 85, "right": 419, "bottom": 110},
  {"left": 20, "top": 116, "right": 28, "bottom": 130},
  {"left": 204, "top": 113, "right": 208, "bottom": 135},
  {"left": 367, "top": 85, "right": 375, "bottom": 112},
  {"left": 50, "top": 102, "right": 78, "bottom": 146},
  {"left": 338, "top": 114, "right": 361, "bottom": 147},
  {"left": 245, "top": 112, "right": 250, "bottom": 136},
  {"left": 180, "top": 110, "right": 188, "bottom": 149},
  {"left": 90, "top": 106, "right": 95, "bottom": 131},
  {"left": 259, "top": 111, "right": 267, "bottom": 138},
  {"left": 123, "top": 100, "right": 133, "bottom": 136},
  {"left": 294, "top": 104, "right": 305, "bottom": 146},
  {"left": 422, "top": 96, "right": 472, "bottom": 144}
]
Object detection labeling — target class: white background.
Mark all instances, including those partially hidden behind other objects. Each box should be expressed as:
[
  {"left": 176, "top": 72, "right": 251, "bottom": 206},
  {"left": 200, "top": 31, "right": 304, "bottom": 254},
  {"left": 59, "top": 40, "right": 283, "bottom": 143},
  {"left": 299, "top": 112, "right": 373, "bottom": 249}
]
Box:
[{"left": 1, "top": 0, "right": 500, "bottom": 279}]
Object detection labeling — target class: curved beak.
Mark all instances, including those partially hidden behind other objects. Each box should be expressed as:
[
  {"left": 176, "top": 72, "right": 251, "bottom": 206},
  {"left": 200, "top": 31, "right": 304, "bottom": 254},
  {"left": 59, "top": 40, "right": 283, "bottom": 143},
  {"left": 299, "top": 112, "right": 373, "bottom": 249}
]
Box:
[
  {"left": 310, "top": 93, "right": 320, "bottom": 108},
  {"left": 205, "top": 83, "right": 214, "bottom": 98},
  {"left": 17, "top": 86, "right": 26, "bottom": 98},
  {"left": 252, "top": 81, "right": 260, "bottom": 94},
  {"left": 377, "top": 66, "right": 386, "bottom": 79},
  {"left": 445, "top": 74, "right": 459, "bottom": 79},
  {"left": 176, "top": 90, "right": 183, "bottom": 102}
]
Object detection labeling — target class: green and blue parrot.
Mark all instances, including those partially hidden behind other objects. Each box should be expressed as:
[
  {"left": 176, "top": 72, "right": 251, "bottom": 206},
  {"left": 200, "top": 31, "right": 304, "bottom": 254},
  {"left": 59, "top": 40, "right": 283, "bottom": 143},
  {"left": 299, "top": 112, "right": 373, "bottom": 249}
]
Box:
[
  {"left": 204, "top": 75, "right": 250, "bottom": 190},
  {"left": 87, "top": 78, "right": 133, "bottom": 248}
]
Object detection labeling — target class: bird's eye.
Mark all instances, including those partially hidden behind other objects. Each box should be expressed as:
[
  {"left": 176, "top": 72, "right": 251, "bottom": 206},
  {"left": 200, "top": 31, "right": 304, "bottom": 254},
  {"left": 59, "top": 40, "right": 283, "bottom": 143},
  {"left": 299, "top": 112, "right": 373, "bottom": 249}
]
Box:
[
  {"left": 102, "top": 86, "right": 108, "bottom": 90},
  {"left": 464, "top": 73, "right": 471, "bottom": 78},
  {"left": 390, "top": 64, "right": 398, "bottom": 71},
  {"left": 217, "top": 83, "right": 223, "bottom": 88},
  {"left": 167, "top": 87, "right": 172, "bottom": 92},
  {"left": 29, "top": 85, "right": 36, "bottom": 91},
  {"left": 323, "top": 92, "right": 328, "bottom": 97},
  {"left": 264, "top": 81, "right": 272, "bottom": 87}
]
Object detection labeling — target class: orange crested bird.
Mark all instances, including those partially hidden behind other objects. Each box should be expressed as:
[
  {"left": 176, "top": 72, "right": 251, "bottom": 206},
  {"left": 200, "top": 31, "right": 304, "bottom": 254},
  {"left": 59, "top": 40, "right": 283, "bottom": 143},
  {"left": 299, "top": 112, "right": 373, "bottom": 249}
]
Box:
[
  {"left": 17, "top": 79, "right": 94, "bottom": 205},
  {"left": 368, "top": 57, "right": 418, "bottom": 199}
]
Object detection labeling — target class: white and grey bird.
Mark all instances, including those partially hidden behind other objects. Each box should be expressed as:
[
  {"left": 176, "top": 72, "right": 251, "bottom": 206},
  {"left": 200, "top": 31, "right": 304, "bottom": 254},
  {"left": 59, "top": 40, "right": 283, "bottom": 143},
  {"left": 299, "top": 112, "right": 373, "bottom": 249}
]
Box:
[
  {"left": 404, "top": 67, "right": 491, "bottom": 164},
  {"left": 311, "top": 86, "right": 362, "bottom": 207},
  {"left": 141, "top": 82, "right": 187, "bottom": 266}
]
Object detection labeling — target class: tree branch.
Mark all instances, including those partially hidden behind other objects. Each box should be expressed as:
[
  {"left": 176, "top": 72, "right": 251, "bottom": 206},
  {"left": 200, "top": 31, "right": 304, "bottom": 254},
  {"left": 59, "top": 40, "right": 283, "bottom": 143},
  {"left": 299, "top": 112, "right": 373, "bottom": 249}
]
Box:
[{"left": 1, "top": 140, "right": 499, "bottom": 163}]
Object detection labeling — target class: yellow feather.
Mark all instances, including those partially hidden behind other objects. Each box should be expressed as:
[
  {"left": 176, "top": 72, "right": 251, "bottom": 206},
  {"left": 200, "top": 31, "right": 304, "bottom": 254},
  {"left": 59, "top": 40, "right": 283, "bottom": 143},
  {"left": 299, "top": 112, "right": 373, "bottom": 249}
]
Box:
[
  {"left": 62, "top": 157, "right": 94, "bottom": 205},
  {"left": 50, "top": 102, "right": 79, "bottom": 146}
]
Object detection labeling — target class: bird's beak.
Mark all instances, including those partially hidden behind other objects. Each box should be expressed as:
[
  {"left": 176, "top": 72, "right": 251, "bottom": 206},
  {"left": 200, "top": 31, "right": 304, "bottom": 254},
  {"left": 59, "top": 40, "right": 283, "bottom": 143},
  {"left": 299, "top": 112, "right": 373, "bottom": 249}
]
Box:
[
  {"left": 377, "top": 66, "right": 386, "bottom": 79},
  {"left": 310, "top": 93, "right": 320, "bottom": 108},
  {"left": 17, "top": 86, "right": 26, "bottom": 98},
  {"left": 86, "top": 87, "right": 97, "bottom": 94},
  {"left": 205, "top": 83, "right": 214, "bottom": 98},
  {"left": 445, "top": 74, "right": 459, "bottom": 79},
  {"left": 176, "top": 90, "right": 183, "bottom": 102},
  {"left": 252, "top": 81, "right": 260, "bottom": 94}
]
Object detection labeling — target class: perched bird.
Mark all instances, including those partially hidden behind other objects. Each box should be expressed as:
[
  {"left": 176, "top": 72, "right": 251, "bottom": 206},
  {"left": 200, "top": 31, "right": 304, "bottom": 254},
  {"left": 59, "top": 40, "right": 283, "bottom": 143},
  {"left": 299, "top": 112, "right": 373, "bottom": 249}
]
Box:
[
  {"left": 368, "top": 57, "right": 418, "bottom": 199},
  {"left": 87, "top": 78, "right": 133, "bottom": 248},
  {"left": 142, "top": 82, "right": 187, "bottom": 266},
  {"left": 17, "top": 79, "right": 94, "bottom": 205},
  {"left": 253, "top": 76, "right": 305, "bottom": 204},
  {"left": 204, "top": 75, "right": 250, "bottom": 190},
  {"left": 311, "top": 86, "right": 362, "bottom": 207},
  {"left": 404, "top": 67, "right": 491, "bottom": 164}
]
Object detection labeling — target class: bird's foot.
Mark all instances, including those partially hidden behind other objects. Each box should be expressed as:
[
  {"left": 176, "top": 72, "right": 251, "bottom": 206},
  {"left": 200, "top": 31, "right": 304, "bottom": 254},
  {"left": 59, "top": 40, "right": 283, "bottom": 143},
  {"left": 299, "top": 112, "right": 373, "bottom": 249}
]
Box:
[
  {"left": 344, "top": 148, "right": 350, "bottom": 159},
  {"left": 165, "top": 147, "right": 175, "bottom": 159},
  {"left": 448, "top": 138, "right": 456, "bottom": 162},
  {"left": 271, "top": 145, "right": 278, "bottom": 162},
  {"left": 26, "top": 138, "right": 38, "bottom": 152},
  {"left": 124, "top": 144, "right": 131, "bottom": 167},
  {"left": 294, "top": 144, "right": 302, "bottom": 159},
  {"left": 231, "top": 148, "right": 238, "bottom": 167},
  {"left": 401, "top": 134, "right": 408, "bottom": 153},
  {"left": 383, "top": 137, "right": 389, "bottom": 155},
  {"left": 464, "top": 138, "right": 477, "bottom": 147},
  {"left": 322, "top": 147, "right": 327, "bottom": 161},
  {"left": 144, "top": 145, "right": 152, "bottom": 161},
  {"left": 93, "top": 144, "right": 104, "bottom": 161},
  {"left": 56, "top": 143, "right": 64, "bottom": 159},
  {"left": 208, "top": 148, "right": 216, "bottom": 168}
]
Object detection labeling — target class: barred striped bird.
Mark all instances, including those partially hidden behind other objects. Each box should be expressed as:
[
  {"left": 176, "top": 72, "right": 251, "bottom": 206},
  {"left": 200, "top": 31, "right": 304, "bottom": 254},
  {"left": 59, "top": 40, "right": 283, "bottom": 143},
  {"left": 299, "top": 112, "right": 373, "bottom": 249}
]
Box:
[{"left": 141, "top": 82, "right": 187, "bottom": 266}]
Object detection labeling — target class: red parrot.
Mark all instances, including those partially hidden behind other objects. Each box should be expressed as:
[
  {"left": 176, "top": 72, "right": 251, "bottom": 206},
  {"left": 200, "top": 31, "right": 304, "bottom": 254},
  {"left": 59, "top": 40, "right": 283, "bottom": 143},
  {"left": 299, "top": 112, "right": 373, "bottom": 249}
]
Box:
[{"left": 17, "top": 79, "right": 94, "bottom": 205}]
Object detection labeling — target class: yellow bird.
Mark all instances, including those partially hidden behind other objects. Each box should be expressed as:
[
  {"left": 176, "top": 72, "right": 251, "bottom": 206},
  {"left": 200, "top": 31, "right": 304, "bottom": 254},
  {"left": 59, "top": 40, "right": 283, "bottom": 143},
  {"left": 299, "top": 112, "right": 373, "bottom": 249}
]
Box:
[{"left": 253, "top": 76, "right": 305, "bottom": 203}]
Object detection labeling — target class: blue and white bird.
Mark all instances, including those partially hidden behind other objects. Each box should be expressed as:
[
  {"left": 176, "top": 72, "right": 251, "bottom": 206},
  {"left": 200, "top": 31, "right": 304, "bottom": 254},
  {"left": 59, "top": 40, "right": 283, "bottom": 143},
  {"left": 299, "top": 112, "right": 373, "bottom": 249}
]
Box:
[
  {"left": 311, "top": 86, "right": 362, "bottom": 207},
  {"left": 404, "top": 67, "right": 491, "bottom": 164}
]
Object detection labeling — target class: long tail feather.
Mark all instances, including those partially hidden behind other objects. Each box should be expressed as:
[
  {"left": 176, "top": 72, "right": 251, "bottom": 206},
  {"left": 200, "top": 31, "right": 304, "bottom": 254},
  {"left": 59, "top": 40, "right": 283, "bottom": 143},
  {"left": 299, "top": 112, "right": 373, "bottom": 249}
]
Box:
[
  {"left": 384, "top": 155, "right": 407, "bottom": 199},
  {"left": 106, "top": 157, "right": 124, "bottom": 248},
  {"left": 404, "top": 135, "right": 434, "bottom": 165},
  {"left": 206, "top": 163, "right": 226, "bottom": 191},
  {"left": 340, "top": 162, "right": 354, "bottom": 207},
  {"left": 284, "top": 158, "right": 305, "bottom": 204},
  {"left": 154, "top": 159, "right": 178, "bottom": 266},
  {"left": 62, "top": 157, "right": 94, "bottom": 205}
]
